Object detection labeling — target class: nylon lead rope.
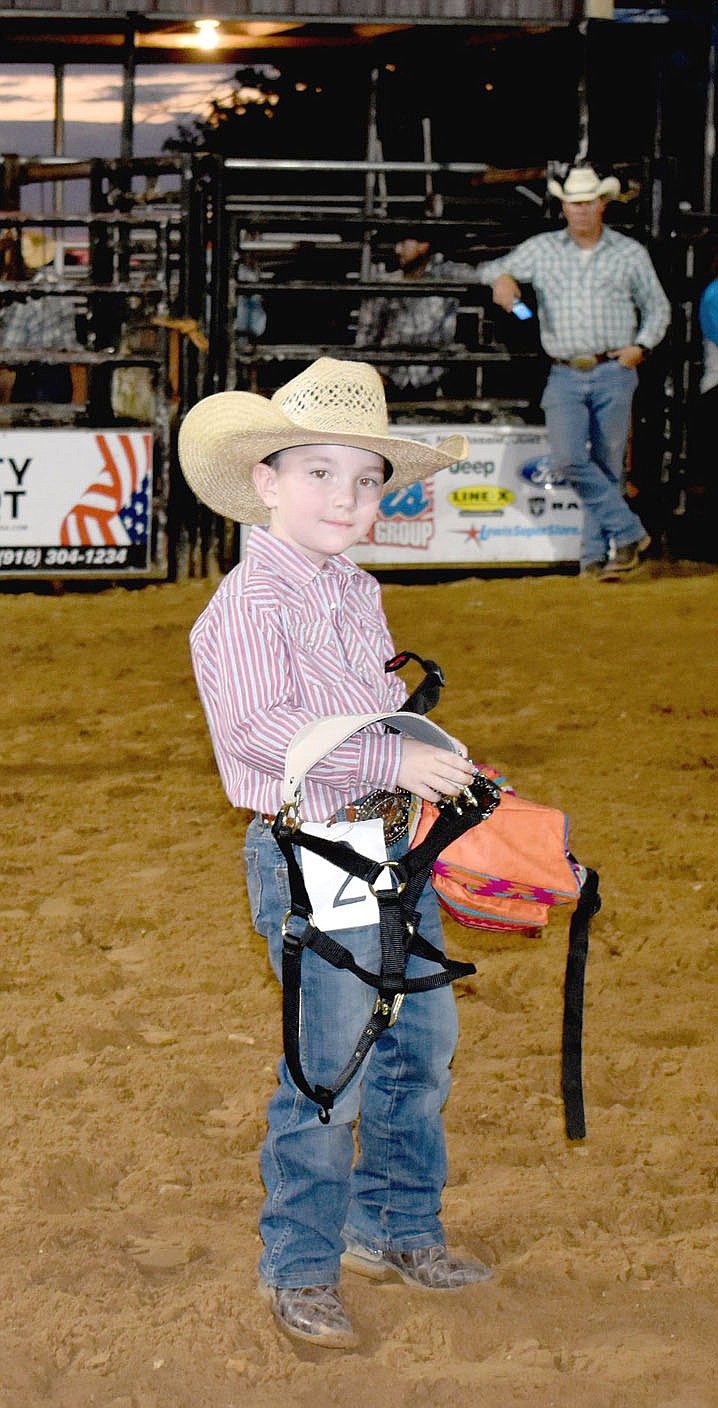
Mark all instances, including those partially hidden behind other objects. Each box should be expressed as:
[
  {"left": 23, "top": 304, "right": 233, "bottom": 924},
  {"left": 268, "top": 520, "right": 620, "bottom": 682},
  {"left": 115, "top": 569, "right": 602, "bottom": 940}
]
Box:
[
  {"left": 561, "top": 866, "right": 600, "bottom": 1140},
  {"left": 385, "top": 649, "right": 446, "bottom": 717}
]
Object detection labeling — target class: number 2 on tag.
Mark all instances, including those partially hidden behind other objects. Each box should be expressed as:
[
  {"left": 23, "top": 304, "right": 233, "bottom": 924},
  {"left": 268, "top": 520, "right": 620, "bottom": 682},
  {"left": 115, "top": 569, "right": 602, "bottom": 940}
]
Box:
[
  {"left": 300, "top": 818, "right": 389, "bottom": 932},
  {"left": 333, "top": 872, "right": 367, "bottom": 909}
]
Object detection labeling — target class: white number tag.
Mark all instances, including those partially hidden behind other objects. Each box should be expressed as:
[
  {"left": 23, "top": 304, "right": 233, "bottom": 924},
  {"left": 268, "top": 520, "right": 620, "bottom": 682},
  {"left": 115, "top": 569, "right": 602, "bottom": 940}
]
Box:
[{"left": 300, "top": 818, "right": 390, "bottom": 932}]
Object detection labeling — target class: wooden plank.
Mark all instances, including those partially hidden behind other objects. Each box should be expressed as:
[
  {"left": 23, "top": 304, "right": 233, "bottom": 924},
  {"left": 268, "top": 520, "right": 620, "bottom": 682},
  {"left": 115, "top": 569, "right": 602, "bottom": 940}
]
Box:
[{"left": 0, "top": 0, "right": 578, "bottom": 21}]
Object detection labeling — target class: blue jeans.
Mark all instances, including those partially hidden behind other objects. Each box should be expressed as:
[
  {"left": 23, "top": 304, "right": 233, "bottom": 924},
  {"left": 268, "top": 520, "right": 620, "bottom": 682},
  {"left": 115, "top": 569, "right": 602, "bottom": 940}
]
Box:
[
  {"left": 541, "top": 360, "right": 647, "bottom": 569},
  {"left": 243, "top": 814, "right": 459, "bottom": 1288}
]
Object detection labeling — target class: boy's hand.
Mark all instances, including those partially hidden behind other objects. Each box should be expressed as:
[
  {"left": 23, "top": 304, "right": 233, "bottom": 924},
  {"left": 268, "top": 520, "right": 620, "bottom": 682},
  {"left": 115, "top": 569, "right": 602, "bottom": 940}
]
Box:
[{"left": 397, "top": 737, "right": 476, "bottom": 803}]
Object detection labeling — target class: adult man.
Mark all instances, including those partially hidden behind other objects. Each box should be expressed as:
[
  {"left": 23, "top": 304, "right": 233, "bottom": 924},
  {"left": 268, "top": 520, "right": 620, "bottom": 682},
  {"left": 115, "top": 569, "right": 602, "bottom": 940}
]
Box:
[
  {"left": 0, "top": 231, "right": 85, "bottom": 407},
  {"left": 355, "top": 237, "right": 478, "bottom": 401},
  {"left": 478, "top": 166, "right": 671, "bottom": 578}
]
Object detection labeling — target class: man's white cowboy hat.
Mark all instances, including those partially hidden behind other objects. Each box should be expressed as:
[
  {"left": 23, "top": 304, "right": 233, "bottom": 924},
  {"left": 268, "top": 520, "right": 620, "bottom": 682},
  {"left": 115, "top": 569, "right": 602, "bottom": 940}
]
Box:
[
  {"left": 178, "top": 356, "right": 468, "bottom": 524},
  {"left": 547, "top": 165, "right": 621, "bottom": 203},
  {"left": 21, "top": 230, "right": 56, "bottom": 270}
]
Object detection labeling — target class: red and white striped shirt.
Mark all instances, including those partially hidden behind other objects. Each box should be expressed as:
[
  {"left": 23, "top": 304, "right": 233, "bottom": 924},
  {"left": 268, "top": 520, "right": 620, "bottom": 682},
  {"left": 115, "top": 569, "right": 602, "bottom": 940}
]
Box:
[{"left": 190, "top": 526, "right": 406, "bottom": 821}]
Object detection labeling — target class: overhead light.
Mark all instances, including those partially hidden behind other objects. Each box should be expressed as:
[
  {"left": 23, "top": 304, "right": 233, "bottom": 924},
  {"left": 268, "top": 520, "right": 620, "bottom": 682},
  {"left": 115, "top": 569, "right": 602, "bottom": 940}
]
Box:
[{"left": 194, "top": 20, "right": 221, "bottom": 51}]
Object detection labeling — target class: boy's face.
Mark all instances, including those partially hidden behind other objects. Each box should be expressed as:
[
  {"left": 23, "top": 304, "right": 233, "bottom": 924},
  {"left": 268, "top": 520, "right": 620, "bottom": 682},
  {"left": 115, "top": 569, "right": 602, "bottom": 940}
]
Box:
[{"left": 252, "top": 443, "right": 386, "bottom": 566}]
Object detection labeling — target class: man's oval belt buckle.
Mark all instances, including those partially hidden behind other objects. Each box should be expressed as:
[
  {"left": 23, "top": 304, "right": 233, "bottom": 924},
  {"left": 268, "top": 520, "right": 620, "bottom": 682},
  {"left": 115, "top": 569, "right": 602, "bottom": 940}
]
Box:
[{"left": 571, "top": 354, "right": 598, "bottom": 372}]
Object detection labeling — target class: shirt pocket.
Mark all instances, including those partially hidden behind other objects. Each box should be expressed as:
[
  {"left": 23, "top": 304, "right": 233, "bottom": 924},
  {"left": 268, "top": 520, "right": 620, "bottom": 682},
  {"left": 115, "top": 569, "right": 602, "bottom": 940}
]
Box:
[
  {"left": 296, "top": 616, "right": 345, "bottom": 693},
  {"left": 591, "top": 261, "right": 633, "bottom": 304},
  {"left": 356, "top": 614, "right": 389, "bottom": 682},
  {"left": 280, "top": 610, "right": 339, "bottom": 698},
  {"left": 280, "top": 607, "right": 334, "bottom": 660}
]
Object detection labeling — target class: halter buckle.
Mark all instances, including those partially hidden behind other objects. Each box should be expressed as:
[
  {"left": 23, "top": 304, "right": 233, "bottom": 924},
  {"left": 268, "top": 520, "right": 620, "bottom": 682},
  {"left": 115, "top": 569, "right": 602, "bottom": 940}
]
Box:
[
  {"left": 374, "top": 993, "right": 405, "bottom": 1026},
  {"left": 277, "top": 802, "right": 302, "bottom": 834},
  {"left": 368, "top": 859, "right": 407, "bottom": 897},
  {"left": 281, "top": 909, "right": 311, "bottom": 942}
]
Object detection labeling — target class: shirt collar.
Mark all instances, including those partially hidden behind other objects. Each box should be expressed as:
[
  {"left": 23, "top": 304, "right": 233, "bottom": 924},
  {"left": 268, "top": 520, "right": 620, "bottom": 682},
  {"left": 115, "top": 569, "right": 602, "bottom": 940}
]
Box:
[
  {"left": 558, "top": 225, "right": 615, "bottom": 251},
  {"left": 246, "top": 524, "right": 366, "bottom": 591}
]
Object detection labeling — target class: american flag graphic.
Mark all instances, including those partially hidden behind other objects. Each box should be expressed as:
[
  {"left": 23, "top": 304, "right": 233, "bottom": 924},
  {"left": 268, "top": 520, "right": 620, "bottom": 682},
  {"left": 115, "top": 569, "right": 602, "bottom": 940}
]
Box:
[{"left": 60, "top": 432, "right": 152, "bottom": 547}]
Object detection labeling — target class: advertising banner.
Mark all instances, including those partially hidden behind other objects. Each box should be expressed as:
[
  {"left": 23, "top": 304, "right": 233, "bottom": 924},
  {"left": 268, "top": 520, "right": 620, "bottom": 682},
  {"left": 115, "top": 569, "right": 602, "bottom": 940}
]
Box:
[
  {"left": 351, "top": 423, "right": 582, "bottom": 568},
  {"left": 0, "top": 428, "right": 153, "bottom": 575}
]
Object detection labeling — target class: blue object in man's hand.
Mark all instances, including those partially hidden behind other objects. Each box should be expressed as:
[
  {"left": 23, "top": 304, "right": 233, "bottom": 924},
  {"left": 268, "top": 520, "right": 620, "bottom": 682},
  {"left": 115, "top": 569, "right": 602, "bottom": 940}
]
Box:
[{"left": 512, "top": 299, "right": 533, "bottom": 321}]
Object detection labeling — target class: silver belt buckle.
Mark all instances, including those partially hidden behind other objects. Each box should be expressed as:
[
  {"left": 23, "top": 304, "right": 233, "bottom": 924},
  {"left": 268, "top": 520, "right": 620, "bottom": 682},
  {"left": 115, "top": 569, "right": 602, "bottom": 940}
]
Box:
[{"left": 570, "top": 354, "right": 598, "bottom": 372}]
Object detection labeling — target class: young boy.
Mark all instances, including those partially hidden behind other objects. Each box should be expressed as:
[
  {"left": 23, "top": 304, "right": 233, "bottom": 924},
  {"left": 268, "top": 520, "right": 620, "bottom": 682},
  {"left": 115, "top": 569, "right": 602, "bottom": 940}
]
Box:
[{"left": 179, "top": 357, "right": 493, "bottom": 1350}]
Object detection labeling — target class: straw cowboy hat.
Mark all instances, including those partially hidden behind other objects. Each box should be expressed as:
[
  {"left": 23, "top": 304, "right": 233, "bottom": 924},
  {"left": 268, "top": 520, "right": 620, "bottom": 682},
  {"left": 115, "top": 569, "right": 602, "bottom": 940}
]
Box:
[
  {"left": 178, "top": 357, "right": 468, "bottom": 523},
  {"left": 21, "top": 230, "right": 56, "bottom": 270},
  {"left": 547, "top": 165, "right": 621, "bottom": 203}
]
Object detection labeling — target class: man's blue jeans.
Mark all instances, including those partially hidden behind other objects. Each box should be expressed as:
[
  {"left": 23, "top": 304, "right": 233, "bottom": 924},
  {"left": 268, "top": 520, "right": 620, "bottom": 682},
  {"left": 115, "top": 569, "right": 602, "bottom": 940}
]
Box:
[
  {"left": 541, "top": 360, "right": 648, "bottom": 569},
  {"left": 244, "top": 814, "right": 458, "bottom": 1289}
]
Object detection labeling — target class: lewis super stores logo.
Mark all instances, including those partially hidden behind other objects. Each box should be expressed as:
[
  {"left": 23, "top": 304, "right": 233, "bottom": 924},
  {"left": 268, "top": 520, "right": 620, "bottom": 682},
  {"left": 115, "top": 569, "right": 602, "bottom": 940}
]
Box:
[{"left": 363, "top": 478, "right": 435, "bottom": 551}]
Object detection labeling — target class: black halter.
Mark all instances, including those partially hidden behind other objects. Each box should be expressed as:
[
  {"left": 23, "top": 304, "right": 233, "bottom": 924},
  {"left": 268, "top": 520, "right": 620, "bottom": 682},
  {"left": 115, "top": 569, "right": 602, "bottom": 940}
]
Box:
[
  {"left": 272, "top": 649, "right": 598, "bottom": 1138},
  {"left": 272, "top": 773, "right": 501, "bottom": 1124}
]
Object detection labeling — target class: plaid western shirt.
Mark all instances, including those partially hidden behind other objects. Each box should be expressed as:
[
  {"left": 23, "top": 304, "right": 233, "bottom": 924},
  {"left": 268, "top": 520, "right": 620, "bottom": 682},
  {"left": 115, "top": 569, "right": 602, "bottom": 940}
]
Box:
[
  {"left": 477, "top": 226, "right": 670, "bottom": 361},
  {"left": 0, "top": 272, "right": 81, "bottom": 353},
  {"left": 190, "top": 526, "right": 406, "bottom": 821}
]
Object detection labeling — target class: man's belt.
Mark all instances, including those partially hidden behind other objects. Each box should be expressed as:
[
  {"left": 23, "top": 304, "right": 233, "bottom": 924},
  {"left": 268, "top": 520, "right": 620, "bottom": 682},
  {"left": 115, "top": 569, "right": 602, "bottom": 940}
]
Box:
[{"left": 552, "top": 352, "right": 612, "bottom": 372}]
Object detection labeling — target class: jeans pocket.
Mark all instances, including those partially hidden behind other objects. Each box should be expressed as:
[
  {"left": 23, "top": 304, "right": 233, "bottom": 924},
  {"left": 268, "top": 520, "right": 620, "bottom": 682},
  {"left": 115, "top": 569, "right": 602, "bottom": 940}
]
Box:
[
  {"left": 243, "top": 833, "right": 292, "bottom": 941},
  {"left": 244, "top": 845, "right": 264, "bottom": 931},
  {"left": 272, "top": 859, "right": 291, "bottom": 919}
]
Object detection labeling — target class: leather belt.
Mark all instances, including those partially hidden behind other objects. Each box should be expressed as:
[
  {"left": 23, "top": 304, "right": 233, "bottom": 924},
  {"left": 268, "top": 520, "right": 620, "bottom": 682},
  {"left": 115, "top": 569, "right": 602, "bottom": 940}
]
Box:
[
  {"left": 552, "top": 353, "right": 612, "bottom": 371},
  {"left": 260, "top": 789, "right": 414, "bottom": 845}
]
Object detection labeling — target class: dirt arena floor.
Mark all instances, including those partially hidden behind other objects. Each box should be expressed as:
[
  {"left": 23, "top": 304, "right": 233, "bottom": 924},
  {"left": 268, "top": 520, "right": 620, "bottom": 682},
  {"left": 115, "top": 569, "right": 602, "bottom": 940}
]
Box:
[{"left": 1, "top": 561, "right": 716, "bottom": 1408}]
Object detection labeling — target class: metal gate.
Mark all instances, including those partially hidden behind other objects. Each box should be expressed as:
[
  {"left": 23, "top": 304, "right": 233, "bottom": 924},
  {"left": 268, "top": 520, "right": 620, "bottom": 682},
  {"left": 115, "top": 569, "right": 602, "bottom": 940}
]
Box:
[{"left": 1, "top": 146, "right": 713, "bottom": 578}]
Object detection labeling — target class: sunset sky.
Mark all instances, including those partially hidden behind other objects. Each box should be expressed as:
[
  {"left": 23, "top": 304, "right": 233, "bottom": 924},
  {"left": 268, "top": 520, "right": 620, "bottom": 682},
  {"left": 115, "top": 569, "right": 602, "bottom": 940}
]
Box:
[{"left": 0, "top": 63, "right": 238, "bottom": 161}]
